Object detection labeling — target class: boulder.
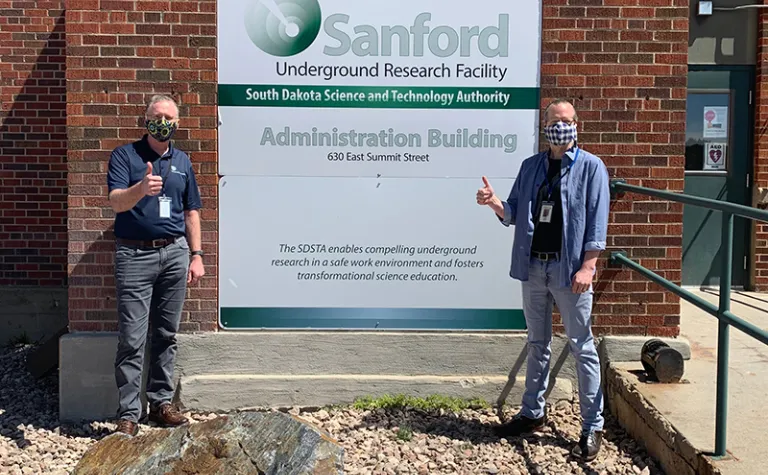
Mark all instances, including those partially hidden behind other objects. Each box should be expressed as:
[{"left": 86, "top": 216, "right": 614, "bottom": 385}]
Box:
[{"left": 72, "top": 411, "right": 344, "bottom": 475}]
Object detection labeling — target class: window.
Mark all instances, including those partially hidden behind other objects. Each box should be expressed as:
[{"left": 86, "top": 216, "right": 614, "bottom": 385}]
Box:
[{"left": 685, "top": 92, "right": 730, "bottom": 173}]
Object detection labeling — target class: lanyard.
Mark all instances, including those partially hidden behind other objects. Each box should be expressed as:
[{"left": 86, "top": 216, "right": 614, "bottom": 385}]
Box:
[
  {"left": 157, "top": 155, "right": 173, "bottom": 196},
  {"left": 539, "top": 147, "right": 579, "bottom": 200}
]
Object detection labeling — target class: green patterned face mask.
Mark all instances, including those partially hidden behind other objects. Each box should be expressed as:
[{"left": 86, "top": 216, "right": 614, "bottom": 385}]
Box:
[{"left": 145, "top": 118, "right": 178, "bottom": 142}]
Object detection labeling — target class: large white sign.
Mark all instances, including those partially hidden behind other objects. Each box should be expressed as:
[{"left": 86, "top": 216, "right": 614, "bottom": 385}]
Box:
[
  {"left": 219, "top": 176, "right": 523, "bottom": 328},
  {"left": 217, "top": 107, "right": 535, "bottom": 178},
  {"left": 217, "top": 0, "right": 542, "bottom": 179},
  {"left": 217, "top": 0, "right": 542, "bottom": 329}
]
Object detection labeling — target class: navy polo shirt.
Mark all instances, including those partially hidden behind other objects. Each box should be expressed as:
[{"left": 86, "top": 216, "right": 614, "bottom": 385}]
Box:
[{"left": 107, "top": 135, "right": 202, "bottom": 240}]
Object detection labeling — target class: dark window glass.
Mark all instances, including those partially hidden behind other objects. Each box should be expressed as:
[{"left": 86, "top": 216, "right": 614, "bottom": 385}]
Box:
[{"left": 685, "top": 92, "right": 730, "bottom": 172}]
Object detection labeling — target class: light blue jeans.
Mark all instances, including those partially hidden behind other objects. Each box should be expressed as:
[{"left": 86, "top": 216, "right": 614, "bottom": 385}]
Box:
[{"left": 519, "top": 257, "right": 604, "bottom": 435}]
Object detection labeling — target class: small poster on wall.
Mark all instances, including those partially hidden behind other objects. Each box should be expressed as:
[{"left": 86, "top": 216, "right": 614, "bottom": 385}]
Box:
[
  {"left": 704, "top": 142, "right": 727, "bottom": 171},
  {"left": 703, "top": 106, "right": 728, "bottom": 138}
]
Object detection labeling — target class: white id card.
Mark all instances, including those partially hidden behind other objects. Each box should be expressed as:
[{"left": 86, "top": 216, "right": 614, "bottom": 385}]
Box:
[
  {"left": 539, "top": 201, "right": 554, "bottom": 223},
  {"left": 159, "top": 196, "right": 171, "bottom": 219}
]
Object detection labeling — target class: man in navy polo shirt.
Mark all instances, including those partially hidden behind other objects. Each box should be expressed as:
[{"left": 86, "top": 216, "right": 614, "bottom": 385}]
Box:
[{"left": 106, "top": 94, "right": 204, "bottom": 436}]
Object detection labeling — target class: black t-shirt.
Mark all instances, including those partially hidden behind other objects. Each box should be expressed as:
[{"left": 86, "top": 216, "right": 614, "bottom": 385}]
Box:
[{"left": 531, "top": 157, "right": 564, "bottom": 254}]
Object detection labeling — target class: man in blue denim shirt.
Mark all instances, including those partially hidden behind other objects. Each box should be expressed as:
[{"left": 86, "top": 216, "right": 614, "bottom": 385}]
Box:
[{"left": 477, "top": 99, "right": 610, "bottom": 461}]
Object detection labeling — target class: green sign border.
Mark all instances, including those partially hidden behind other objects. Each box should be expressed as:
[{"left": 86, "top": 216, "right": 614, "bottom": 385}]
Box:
[
  {"left": 217, "top": 82, "right": 535, "bottom": 329},
  {"left": 220, "top": 307, "right": 526, "bottom": 330},
  {"left": 218, "top": 84, "right": 540, "bottom": 110}
]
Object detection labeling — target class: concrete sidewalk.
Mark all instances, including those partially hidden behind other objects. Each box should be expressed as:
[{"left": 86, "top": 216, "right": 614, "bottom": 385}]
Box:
[{"left": 614, "top": 290, "right": 768, "bottom": 475}]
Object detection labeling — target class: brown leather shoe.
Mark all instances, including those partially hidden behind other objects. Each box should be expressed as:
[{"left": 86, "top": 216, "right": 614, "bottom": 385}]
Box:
[
  {"left": 148, "top": 403, "right": 189, "bottom": 427},
  {"left": 115, "top": 419, "right": 138, "bottom": 436}
]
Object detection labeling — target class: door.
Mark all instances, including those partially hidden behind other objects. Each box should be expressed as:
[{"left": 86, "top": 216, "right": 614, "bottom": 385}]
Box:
[{"left": 683, "top": 67, "right": 753, "bottom": 288}]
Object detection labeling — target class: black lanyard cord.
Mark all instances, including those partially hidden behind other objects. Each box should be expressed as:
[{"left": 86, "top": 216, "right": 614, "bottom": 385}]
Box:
[
  {"left": 157, "top": 156, "right": 173, "bottom": 195},
  {"left": 540, "top": 148, "right": 580, "bottom": 200}
]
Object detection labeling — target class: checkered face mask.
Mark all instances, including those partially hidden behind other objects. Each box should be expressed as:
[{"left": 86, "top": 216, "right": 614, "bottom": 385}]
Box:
[
  {"left": 145, "top": 118, "right": 178, "bottom": 143},
  {"left": 543, "top": 121, "right": 577, "bottom": 146}
]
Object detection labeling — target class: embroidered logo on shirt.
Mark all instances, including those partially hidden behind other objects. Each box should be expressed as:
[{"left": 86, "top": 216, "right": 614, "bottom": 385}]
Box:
[{"left": 170, "top": 165, "right": 187, "bottom": 177}]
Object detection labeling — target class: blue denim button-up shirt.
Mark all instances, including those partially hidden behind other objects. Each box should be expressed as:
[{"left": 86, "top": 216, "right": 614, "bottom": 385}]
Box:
[{"left": 499, "top": 146, "right": 610, "bottom": 288}]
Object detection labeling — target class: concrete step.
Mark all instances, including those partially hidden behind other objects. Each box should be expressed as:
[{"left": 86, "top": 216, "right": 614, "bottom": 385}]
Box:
[
  {"left": 59, "top": 331, "right": 689, "bottom": 422},
  {"left": 174, "top": 332, "right": 567, "bottom": 377},
  {"left": 178, "top": 373, "right": 574, "bottom": 412},
  {"left": 604, "top": 291, "right": 768, "bottom": 475}
]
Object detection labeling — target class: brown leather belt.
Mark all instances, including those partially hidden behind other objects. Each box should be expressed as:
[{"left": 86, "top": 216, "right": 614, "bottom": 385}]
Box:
[
  {"left": 532, "top": 251, "right": 559, "bottom": 262},
  {"left": 116, "top": 236, "right": 181, "bottom": 249}
]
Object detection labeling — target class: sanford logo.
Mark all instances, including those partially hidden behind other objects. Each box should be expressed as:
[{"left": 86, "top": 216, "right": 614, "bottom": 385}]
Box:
[
  {"left": 244, "top": 0, "right": 323, "bottom": 57},
  {"left": 244, "top": 0, "right": 509, "bottom": 58}
]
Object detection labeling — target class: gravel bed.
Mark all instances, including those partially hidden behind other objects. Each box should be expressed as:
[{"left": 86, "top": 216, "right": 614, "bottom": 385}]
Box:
[{"left": 1, "top": 344, "right": 663, "bottom": 474}]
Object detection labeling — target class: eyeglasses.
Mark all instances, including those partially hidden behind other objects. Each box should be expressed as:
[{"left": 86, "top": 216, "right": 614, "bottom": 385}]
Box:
[
  {"left": 545, "top": 119, "right": 576, "bottom": 126},
  {"left": 148, "top": 115, "right": 178, "bottom": 122}
]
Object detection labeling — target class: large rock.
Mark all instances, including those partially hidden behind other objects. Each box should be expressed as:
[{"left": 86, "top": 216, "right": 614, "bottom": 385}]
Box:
[{"left": 72, "top": 412, "right": 344, "bottom": 475}]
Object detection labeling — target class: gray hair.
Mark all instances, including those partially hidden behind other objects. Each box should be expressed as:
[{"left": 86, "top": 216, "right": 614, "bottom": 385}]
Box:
[
  {"left": 543, "top": 98, "right": 578, "bottom": 122},
  {"left": 145, "top": 94, "right": 179, "bottom": 118}
]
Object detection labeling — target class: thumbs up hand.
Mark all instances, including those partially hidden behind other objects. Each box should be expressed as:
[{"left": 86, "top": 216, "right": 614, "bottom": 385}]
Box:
[
  {"left": 476, "top": 176, "right": 495, "bottom": 205},
  {"left": 141, "top": 162, "right": 163, "bottom": 196}
]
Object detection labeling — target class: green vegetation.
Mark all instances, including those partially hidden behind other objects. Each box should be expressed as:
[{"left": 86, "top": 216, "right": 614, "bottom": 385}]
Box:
[
  {"left": 6, "top": 332, "right": 31, "bottom": 347},
  {"left": 396, "top": 425, "right": 413, "bottom": 441},
  {"left": 352, "top": 394, "right": 489, "bottom": 412}
]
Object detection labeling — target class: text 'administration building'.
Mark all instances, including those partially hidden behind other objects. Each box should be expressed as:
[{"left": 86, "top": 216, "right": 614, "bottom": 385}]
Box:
[{"left": 1, "top": 0, "right": 767, "bottom": 419}]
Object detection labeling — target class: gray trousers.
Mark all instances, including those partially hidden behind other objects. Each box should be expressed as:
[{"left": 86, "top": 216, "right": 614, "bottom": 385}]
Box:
[{"left": 114, "top": 236, "right": 189, "bottom": 422}]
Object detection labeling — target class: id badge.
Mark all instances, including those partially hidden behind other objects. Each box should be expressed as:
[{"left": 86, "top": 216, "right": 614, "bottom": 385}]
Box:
[
  {"left": 159, "top": 196, "right": 171, "bottom": 219},
  {"left": 539, "top": 201, "right": 554, "bottom": 223}
]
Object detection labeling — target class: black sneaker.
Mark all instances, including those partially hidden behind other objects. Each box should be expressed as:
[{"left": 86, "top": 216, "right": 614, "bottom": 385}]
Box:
[
  {"left": 493, "top": 412, "right": 546, "bottom": 438},
  {"left": 571, "top": 430, "right": 603, "bottom": 461}
]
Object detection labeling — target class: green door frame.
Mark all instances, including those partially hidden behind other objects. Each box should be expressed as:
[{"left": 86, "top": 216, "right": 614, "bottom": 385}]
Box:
[{"left": 684, "top": 65, "right": 755, "bottom": 289}]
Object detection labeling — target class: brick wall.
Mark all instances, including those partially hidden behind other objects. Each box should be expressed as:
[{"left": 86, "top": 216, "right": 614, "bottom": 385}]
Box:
[
  {"left": 63, "top": 0, "right": 688, "bottom": 336},
  {"left": 755, "top": 10, "right": 768, "bottom": 291},
  {"left": 66, "top": 0, "right": 218, "bottom": 331},
  {"left": 0, "top": 2, "right": 68, "bottom": 287},
  {"left": 540, "top": 0, "right": 688, "bottom": 337}
]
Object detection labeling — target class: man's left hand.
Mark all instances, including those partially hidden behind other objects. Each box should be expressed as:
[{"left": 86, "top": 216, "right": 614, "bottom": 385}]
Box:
[
  {"left": 188, "top": 256, "right": 205, "bottom": 285},
  {"left": 571, "top": 267, "right": 593, "bottom": 294}
]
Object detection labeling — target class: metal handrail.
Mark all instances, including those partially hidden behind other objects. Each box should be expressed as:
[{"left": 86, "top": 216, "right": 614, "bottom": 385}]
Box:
[
  {"left": 609, "top": 179, "right": 768, "bottom": 458},
  {"left": 611, "top": 179, "right": 768, "bottom": 222}
]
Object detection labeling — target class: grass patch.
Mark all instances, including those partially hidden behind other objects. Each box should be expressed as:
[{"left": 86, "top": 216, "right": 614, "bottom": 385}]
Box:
[
  {"left": 352, "top": 394, "right": 489, "bottom": 412},
  {"left": 5, "top": 332, "right": 31, "bottom": 348},
  {"left": 396, "top": 425, "right": 413, "bottom": 442}
]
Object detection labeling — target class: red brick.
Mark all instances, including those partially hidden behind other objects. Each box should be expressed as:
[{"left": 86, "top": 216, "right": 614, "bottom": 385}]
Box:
[
  {"left": 598, "top": 315, "right": 631, "bottom": 326},
  {"left": 637, "top": 65, "right": 673, "bottom": 76},
  {"left": 66, "top": 1, "right": 218, "bottom": 330},
  {"left": 619, "top": 121, "right": 653, "bottom": 133},
  {"left": 614, "top": 282, "right": 649, "bottom": 292},
  {"left": 1, "top": 4, "right": 67, "bottom": 287},
  {"left": 756, "top": 16, "right": 768, "bottom": 290},
  {"left": 587, "top": 30, "right": 620, "bottom": 41},
  {"left": 557, "top": 76, "right": 587, "bottom": 87},
  {"left": 631, "top": 315, "right": 666, "bottom": 326},
  {"left": 639, "top": 42, "right": 673, "bottom": 53},
  {"left": 656, "top": 53, "right": 687, "bottom": 64},
  {"left": 601, "top": 64, "right": 639, "bottom": 76},
  {"left": 544, "top": 64, "right": 569, "bottom": 75},
  {"left": 559, "top": 30, "right": 586, "bottom": 41},
  {"left": 59, "top": 0, "right": 690, "bottom": 335},
  {"left": 100, "top": 23, "right": 134, "bottom": 34},
  {"left": 137, "top": 46, "right": 172, "bottom": 57},
  {"left": 647, "top": 326, "right": 681, "bottom": 337}
]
